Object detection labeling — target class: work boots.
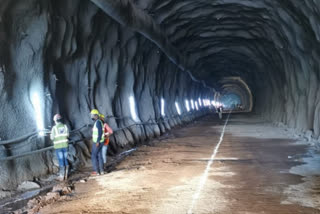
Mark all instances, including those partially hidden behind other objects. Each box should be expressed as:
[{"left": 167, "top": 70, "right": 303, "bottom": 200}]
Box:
[
  {"left": 64, "top": 166, "right": 69, "bottom": 180},
  {"left": 56, "top": 167, "right": 65, "bottom": 181}
]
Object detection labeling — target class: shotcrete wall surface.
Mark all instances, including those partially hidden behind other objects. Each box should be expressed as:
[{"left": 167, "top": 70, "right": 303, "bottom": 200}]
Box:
[
  {"left": 1, "top": 0, "right": 320, "bottom": 192},
  {"left": 0, "top": 0, "right": 212, "bottom": 190}
]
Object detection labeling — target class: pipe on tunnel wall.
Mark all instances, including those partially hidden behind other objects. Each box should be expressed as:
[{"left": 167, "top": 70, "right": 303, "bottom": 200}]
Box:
[
  {"left": 89, "top": 0, "right": 211, "bottom": 89},
  {"left": 0, "top": 0, "right": 218, "bottom": 190}
]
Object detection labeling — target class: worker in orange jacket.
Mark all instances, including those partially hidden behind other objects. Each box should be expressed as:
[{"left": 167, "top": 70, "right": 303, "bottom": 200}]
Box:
[{"left": 100, "top": 114, "right": 113, "bottom": 165}]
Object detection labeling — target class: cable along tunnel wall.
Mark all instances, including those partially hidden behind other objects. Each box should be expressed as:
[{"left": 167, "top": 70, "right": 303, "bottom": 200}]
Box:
[
  {"left": 2, "top": 0, "right": 320, "bottom": 192},
  {"left": 0, "top": 0, "right": 215, "bottom": 190}
]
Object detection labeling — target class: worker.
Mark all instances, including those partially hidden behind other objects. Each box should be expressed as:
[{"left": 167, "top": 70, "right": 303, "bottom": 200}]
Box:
[
  {"left": 217, "top": 105, "right": 223, "bottom": 119},
  {"left": 90, "top": 109, "right": 105, "bottom": 175},
  {"left": 100, "top": 114, "right": 113, "bottom": 166},
  {"left": 50, "top": 114, "right": 70, "bottom": 181}
]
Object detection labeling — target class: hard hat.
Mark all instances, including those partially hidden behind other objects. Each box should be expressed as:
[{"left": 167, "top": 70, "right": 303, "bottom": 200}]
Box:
[
  {"left": 100, "top": 114, "right": 105, "bottom": 120},
  {"left": 90, "top": 109, "right": 100, "bottom": 115},
  {"left": 53, "top": 114, "right": 62, "bottom": 121}
]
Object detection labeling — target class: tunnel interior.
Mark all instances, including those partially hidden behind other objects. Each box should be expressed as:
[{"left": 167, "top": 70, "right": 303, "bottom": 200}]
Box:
[{"left": 0, "top": 0, "right": 320, "bottom": 191}]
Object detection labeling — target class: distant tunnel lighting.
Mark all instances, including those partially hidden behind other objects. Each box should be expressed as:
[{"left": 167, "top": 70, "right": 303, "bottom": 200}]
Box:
[
  {"left": 31, "top": 92, "right": 45, "bottom": 135},
  {"left": 185, "top": 100, "right": 190, "bottom": 112},
  {"left": 161, "top": 98, "right": 165, "bottom": 117},
  {"left": 175, "top": 102, "right": 181, "bottom": 115},
  {"left": 195, "top": 101, "right": 199, "bottom": 110},
  {"left": 203, "top": 99, "right": 207, "bottom": 106},
  {"left": 198, "top": 98, "right": 202, "bottom": 107},
  {"left": 212, "top": 101, "right": 218, "bottom": 107},
  {"left": 191, "top": 99, "right": 195, "bottom": 110},
  {"left": 129, "top": 96, "right": 140, "bottom": 122},
  {"left": 203, "top": 99, "right": 210, "bottom": 107}
]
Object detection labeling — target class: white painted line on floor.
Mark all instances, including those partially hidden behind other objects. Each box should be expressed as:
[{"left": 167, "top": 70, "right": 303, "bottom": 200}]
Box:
[{"left": 187, "top": 113, "right": 231, "bottom": 214}]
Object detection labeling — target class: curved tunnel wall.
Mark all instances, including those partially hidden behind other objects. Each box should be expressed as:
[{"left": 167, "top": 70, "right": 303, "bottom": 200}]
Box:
[
  {"left": 0, "top": 0, "right": 320, "bottom": 189},
  {"left": 0, "top": 0, "right": 213, "bottom": 190},
  {"left": 143, "top": 0, "right": 320, "bottom": 135}
]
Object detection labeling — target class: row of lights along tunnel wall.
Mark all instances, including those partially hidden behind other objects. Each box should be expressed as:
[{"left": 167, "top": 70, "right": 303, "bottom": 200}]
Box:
[
  {"left": 29, "top": 78, "right": 254, "bottom": 139},
  {"left": 30, "top": 92, "right": 227, "bottom": 137},
  {"left": 129, "top": 95, "right": 224, "bottom": 124}
]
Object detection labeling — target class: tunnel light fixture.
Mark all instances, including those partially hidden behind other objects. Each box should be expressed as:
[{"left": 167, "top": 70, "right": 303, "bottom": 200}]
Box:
[
  {"left": 175, "top": 102, "right": 181, "bottom": 115},
  {"left": 161, "top": 98, "right": 165, "bottom": 117},
  {"left": 191, "top": 99, "right": 195, "bottom": 110},
  {"left": 129, "top": 96, "right": 140, "bottom": 122},
  {"left": 195, "top": 101, "right": 199, "bottom": 110},
  {"left": 212, "top": 101, "right": 220, "bottom": 108},
  {"left": 198, "top": 98, "right": 202, "bottom": 107},
  {"left": 185, "top": 100, "right": 190, "bottom": 112},
  {"left": 203, "top": 99, "right": 210, "bottom": 107},
  {"left": 203, "top": 99, "right": 207, "bottom": 107},
  {"left": 31, "top": 92, "right": 45, "bottom": 136}
]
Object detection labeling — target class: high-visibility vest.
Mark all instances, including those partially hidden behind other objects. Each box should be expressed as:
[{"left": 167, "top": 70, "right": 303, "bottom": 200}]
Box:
[
  {"left": 52, "top": 123, "right": 69, "bottom": 149},
  {"left": 92, "top": 119, "right": 105, "bottom": 143},
  {"left": 103, "top": 123, "right": 113, "bottom": 145}
]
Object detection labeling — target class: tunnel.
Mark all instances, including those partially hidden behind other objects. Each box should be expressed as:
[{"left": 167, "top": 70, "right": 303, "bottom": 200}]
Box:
[{"left": 0, "top": 0, "right": 320, "bottom": 213}]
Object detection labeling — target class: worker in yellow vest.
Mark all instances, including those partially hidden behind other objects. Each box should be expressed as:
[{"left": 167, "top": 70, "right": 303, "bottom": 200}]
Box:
[
  {"left": 50, "top": 114, "right": 69, "bottom": 181},
  {"left": 90, "top": 109, "right": 105, "bottom": 175}
]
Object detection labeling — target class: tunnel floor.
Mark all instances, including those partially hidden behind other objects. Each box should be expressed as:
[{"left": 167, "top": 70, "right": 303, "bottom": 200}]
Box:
[{"left": 39, "top": 114, "right": 320, "bottom": 214}]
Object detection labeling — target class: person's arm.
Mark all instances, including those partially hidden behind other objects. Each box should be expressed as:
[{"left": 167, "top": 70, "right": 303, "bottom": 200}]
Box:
[
  {"left": 50, "top": 127, "right": 55, "bottom": 141},
  {"left": 64, "top": 125, "right": 70, "bottom": 138},
  {"left": 105, "top": 124, "right": 113, "bottom": 136},
  {"left": 96, "top": 120, "right": 102, "bottom": 143}
]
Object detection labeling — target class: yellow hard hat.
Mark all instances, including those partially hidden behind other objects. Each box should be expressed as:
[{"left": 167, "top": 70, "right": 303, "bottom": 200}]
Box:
[
  {"left": 99, "top": 114, "right": 105, "bottom": 120},
  {"left": 90, "top": 109, "right": 100, "bottom": 115}
]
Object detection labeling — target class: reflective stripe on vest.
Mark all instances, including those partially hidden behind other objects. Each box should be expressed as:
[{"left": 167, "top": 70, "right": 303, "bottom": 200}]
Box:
[
  {"left": 92, "top": 120, "right": 105, "bottom": 143},
  {"left": 53, "top": 123, "right": 68, "bottom": 148}
]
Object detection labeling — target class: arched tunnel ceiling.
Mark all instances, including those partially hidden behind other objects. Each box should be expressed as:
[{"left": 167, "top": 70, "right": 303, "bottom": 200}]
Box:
[
  {"left": 123, "top": 0, "right": 320, "bottom": 92},
  {"left": 0, "top": 0, "right": 320, "bottom": 191}
]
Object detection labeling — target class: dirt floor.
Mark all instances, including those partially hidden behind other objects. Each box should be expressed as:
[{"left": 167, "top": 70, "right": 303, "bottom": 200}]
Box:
[{"left": 38, "top": 114, "right": 320, "bottom": 214}]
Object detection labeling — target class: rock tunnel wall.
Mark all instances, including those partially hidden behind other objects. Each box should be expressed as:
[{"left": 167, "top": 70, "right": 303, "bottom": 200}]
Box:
[
  {"left": 0, "top": 0, "right": 212, "bottom": 190},
  {"left": 137, "top": 0, "right": 320, "bottom": 137},
  {"left": 1, "top": 0, "right": 320, "bottom": 191}
]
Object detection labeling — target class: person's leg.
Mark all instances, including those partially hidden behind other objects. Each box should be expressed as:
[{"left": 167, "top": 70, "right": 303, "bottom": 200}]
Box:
[
  {"left": 55, "top": 149, "right": 65, "bottom": 180},
  {"left": 55, "top": 149, "right": 64, "bottom": 168},
  {"left": 102, "top": 145, "right": 107, "bottom": 164},
  {"left": 62, "top": 148, "right": 69, "bottom": 179},
  {"left": 91, "top": 144, "right": 99, "bottom": 173},
  {"left": 97, "top": 144, "right": 104, "bottom": 174},
  {"left": 104, "top": 145, "right": 108, "bottom": 163},
  {"left": 62, "top": 148, "right": 69, "bottom": 167}
]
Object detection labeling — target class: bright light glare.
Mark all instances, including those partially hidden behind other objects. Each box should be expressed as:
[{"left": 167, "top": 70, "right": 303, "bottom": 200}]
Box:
[
  {"left": 195, "top": 101, "right": 199, "bottom": 110},
  {"left": 129, "top": 96, "right": 140, "bottom": 122},
  {"left": 175, "top": 102, "right": 181, "bottom": 115},
  {"left": 161, "top": 98, "right": 165, "bottom": 116},
  {"left": 31, "top": 92, "right": 44, "bottom": 134},
  {"left": 38, "top": 131, "right": 46, "bottom": 136},
  {"left": 198, "top": 98, "right": 202, "bottom": 107},
  {"left": 185, "top": 100, "right": 190, "bottom": 112},
  {"left": 203, "top": 99, "right": 211, "bottom": 107},
  {"left": 212, "top": 101, "right": 220, "bottom": 108},
  {"left": 191, "top": 99, "right": 195, "bottom": 110}
]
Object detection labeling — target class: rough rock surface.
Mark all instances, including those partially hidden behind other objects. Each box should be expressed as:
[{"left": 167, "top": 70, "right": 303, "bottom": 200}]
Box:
[
  {"left": 0, "top": 0, "right": 320, "bottom": 190},
  {"left": 17, "top": 181, "right": 40, "bottom": 192},
  {"left": 0, "top": 0, "right": 211, "bottom": 190}
]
